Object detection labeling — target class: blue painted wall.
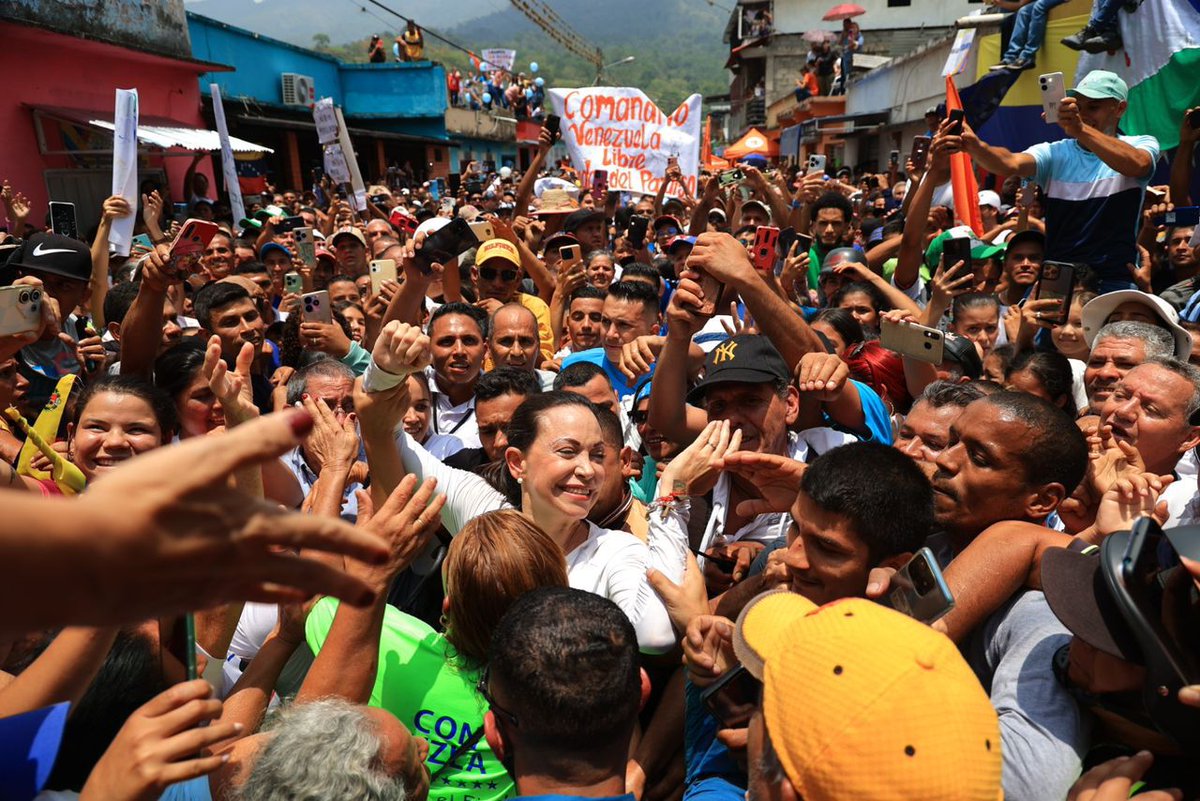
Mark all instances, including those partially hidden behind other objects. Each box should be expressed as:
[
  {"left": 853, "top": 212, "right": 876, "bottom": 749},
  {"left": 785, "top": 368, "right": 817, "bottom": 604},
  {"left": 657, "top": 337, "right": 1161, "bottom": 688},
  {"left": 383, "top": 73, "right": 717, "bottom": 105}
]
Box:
[{"left": 187, "top": 13, "right": 448, "bottom": 127}]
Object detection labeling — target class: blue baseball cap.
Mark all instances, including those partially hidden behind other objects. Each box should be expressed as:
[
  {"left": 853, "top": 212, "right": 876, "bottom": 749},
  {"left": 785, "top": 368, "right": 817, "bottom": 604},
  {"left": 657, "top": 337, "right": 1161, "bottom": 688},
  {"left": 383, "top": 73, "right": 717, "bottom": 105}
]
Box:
[
  {"left": 260, "top": 242, "right": 292, "bottom": 260},
  {"left": 1067, "top": 70, "right": 1129, "bottom": 103},
  {"left": 0, "top": 702, "right": 70, "bottom": 801}
]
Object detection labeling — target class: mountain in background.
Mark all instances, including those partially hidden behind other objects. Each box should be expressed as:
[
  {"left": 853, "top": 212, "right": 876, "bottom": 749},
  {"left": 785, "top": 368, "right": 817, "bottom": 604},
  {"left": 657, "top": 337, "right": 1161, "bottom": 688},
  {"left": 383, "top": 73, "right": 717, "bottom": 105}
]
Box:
[{"left": 184, "top": 0, "right": 730, "bottom": 110}]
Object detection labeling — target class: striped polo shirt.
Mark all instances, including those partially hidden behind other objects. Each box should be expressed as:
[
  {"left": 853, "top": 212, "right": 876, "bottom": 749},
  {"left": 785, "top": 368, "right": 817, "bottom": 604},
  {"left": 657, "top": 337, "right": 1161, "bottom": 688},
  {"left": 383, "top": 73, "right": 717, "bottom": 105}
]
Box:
[{"left": 1025, "top": 134, "right": 1159, "bottom": 281}]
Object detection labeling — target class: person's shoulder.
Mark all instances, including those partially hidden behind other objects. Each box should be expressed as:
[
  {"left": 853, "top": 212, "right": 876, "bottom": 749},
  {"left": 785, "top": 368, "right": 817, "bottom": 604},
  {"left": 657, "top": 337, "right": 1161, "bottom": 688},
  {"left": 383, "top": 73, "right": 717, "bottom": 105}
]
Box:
[
  {"left": 587, "top": 520, "right": 649, "bottom": 554},
  {"left": 518, "top": 292, "right": 550, "bottom": 314},
  {"left": 1121, "top": 133, "right": 1160, "bottom": 150}
]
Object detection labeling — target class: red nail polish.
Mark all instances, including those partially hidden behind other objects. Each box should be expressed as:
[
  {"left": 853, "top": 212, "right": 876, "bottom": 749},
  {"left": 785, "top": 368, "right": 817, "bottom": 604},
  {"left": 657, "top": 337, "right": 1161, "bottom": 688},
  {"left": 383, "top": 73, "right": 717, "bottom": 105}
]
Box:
[{"left": 289, "top": 410, "right": 314, "bottom": 437}]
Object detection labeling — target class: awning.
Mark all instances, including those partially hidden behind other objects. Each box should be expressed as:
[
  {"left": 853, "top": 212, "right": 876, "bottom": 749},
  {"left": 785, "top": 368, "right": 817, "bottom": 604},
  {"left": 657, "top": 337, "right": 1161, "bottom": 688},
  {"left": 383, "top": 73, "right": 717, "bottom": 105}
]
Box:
[
  {"left": 29, "top": 105, "right": 273, "bottom": 153},
  {"left": 798, "top": 110, "right": 891, "bottom": 142},
  {"left": 233, "top": 113, "right": 451, "bottom": 146}
]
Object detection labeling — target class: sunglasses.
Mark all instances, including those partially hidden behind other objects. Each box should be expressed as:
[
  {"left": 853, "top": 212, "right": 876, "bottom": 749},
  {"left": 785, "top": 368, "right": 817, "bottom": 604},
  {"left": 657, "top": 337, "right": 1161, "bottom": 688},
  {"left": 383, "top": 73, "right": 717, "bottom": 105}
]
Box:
[
  {"left": 630, "top": 409, "right": 649, "bottom": 425},
  {"left": 480, "top": 267, "right": 518, "bottom": 282},
  {"left": 476, "top": 665, "right": 520, "bottom": 727}
]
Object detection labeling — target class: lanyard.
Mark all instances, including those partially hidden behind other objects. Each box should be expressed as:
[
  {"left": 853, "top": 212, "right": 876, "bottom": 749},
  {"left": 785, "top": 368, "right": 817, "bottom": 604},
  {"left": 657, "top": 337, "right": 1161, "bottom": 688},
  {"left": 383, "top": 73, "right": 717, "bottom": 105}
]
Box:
[{"left": 431, "top": 393, "right": 475, "bottom": 436}]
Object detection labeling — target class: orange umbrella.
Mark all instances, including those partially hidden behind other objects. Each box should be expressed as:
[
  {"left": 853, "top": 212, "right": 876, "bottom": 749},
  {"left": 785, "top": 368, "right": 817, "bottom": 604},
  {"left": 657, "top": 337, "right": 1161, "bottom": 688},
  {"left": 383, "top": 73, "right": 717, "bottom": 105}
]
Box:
[{"left": 823, "top": 3, "right": 865, "bottom": 21}]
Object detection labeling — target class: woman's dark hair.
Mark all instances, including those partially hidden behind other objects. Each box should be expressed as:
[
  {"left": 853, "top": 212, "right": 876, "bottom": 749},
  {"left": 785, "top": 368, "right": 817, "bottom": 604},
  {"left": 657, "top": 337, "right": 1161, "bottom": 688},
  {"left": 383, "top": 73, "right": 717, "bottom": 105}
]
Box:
[
  {"left": 830, "top": 281, "right": 891, "bottom": 320},
  {"left": 1006, "top": 349, "right": 1077, "bottom": 415},
  {"left": 812, "top": 307, "right": 865, "bottom": 349},
  {"left": 153, "top": 339, "right": 206, "bottom": 402},
  {"left": 74, "top": 374, "right": 178, "bottom": 440},
  {"left": 501, "top": 391, "right": 600, "bottom": 508},
  {"left": 951, "top": 292, "right": 1000, "bottom": 322}
]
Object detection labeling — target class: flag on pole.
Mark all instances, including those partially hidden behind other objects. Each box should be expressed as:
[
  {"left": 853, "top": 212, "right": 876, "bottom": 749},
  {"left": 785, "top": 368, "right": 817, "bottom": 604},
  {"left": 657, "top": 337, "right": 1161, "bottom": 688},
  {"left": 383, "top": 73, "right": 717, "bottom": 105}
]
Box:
[{"left": 945, "top": 76, "right": 984, "bottom": 237}]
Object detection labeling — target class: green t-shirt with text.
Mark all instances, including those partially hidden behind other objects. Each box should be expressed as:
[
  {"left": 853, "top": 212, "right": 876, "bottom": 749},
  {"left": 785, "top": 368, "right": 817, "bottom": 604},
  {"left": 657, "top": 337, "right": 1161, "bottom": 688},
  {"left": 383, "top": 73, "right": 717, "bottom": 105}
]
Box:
[{"left": 306, "top": 598, "right": 515, "bottom": 801}]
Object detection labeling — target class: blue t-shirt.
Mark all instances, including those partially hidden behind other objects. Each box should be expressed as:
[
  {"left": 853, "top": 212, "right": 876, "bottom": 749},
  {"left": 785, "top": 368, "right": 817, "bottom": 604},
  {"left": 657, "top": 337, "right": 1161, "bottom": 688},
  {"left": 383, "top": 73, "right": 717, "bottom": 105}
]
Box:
[
  {"left": 560, "top": 347, "right": 653, "bottom": 398},
  {"left": 1025, "top": 134, "right": 1159, "bottom": 281},
  {"left": 845, "top": 379, "right": 893, "bottom": 445}
]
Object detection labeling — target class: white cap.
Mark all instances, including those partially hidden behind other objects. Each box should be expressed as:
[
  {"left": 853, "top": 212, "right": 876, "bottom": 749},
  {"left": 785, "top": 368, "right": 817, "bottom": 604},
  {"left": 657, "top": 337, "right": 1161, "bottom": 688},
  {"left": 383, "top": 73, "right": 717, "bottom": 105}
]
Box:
[
  {"left": 415, "top": 217, "right": 451, "bottom": 238},
  {"left": 978, "top": 190, "right": 1001, "bottom": 209}
]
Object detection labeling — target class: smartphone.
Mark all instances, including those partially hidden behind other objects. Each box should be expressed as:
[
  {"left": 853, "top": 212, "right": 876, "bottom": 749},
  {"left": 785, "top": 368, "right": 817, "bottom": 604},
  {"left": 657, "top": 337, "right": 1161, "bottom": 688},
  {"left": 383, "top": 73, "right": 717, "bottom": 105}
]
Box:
[
  {"left": 752, "top": 226, "right": 780, "bottom": 272},
  {"left": 880, "top": 318, "right": 945, "bottom": 364},
  {"left": 301, "top": 290, "right": 332, "bottom": 324},
  {"left": 1156, "top": 207, "right": 1200, "bottom": 227},
  {"left": 699, "top": 665, "right": 761, "bottom": 730},
  {"left": 49, "top": 201, "right": 77, "bottom": 239},
  {"left": 1018, "top": 179, "right": 1036, "bottom": 208},
  {"left": 274, "top": 215, "right": 302, "bottom": 234},
  {"left": 131, "top": 233, "right": 153, "bottom": 251},
  {"left": 294, "top": 227, "right": 316, "bottom": 267},
  {"left": 559, "top": 244, "right": 582, "bottom": 263},
  {"left": 806, "top": 154, "right": 827, "bottom": 176},
  {"left": 1034, "top": 260, "right": 1077, "bottom": 326},
  {"left": 312, "top": 166, "right": 325, "bottom": 184},
  {"left": 945, "top": 108, "right": 965, "bottom": 136},
  {"left": 718, "top": 168, "right": 745, "bottom": 188},
  {"left": 887, "top": 547, "right": 955, "bottom": 624},
  {"left": 1189, "top": 108, "right": 1200, "bottom": 130},
  {"left": 795, "top": 233, "right": 814, "bottom": 253},
  {"left": 1038, "top": 72, "right": 1067, "bottom": 125},
  {"left": 168, "top": 218, "right": 221, "bottom": 275},
  {"left": 0, "top": 285, "right": 43, "bottom": 337},
  {"left": 284, "top": 272, "right": 303, "bottom": 294},
  {"left": 628, "top": 215, "right": 650, "bottom": 249},
  {"left": 543, "top": 114, "right": 561, "bottom": 143},
  {"left": 414, "top": 217, "right": 479, "bottom": 273},
  {"left": 369, "top": 259, "right": 398, "bottom": 294},
  {"left": 482, "top": 160, "right": 496, "bottom": 175},
  {"left": 910, "top": 136, "right": 932, "bottom": 171},
  {"left": 776, "top": 227, "right": 797, "bottom": 264},
  {"left": 467, "top": 220, "right": 496, "bottom": 242},
  {"left": 160, "top": 613, "right": 198, "bottom": 682},
  {"left": 428, "top": 180, "right": 440, "bottom": 202},
  {"left": 941, "top": 236, "right": 975, "bottom": 282},
  {"left": 667, "top": 154, "right": 679, "bottom": 171},
  {"left": 448, "top": 173, "right": 462, "bottom": 194},
  {"left": 889, "top": 149, "right": 901, "bottom": 167},
  {"left": 695, "top": 267, "right": 724, "bottom": 318},
  {"left": 172, "top": 202, "right": 188, "bottom": 221},
  {"left": 466, "top": 179, "right": 484, "bottom": 196},
  {"left": 592, "top": 169, "right": 609, "bottom": 196}
]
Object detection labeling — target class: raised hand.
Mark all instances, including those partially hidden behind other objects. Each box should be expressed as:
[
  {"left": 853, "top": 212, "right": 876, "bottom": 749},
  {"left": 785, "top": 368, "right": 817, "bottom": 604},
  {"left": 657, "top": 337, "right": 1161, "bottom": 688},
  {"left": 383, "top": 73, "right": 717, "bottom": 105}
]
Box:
[
  {"left": 659, "top": 419, "right": 743, "bottom": 497},
  {"left": 794, "top": 350, "right": 850, "bottom": 401},
  {"left": 347, "top": 475, "right": 445, "bottom": 590},
  {"left": 717, "top": 451, "right": 807, "bottom": 517},
  {"left": 370, "top": 320, "right": 431, "bottom": 378},
  {"left": 203, "top": 337, "right": 258, "bottom": 427},
  {"left": 300, "top": 395, "right": 359, "bottom": 473}
]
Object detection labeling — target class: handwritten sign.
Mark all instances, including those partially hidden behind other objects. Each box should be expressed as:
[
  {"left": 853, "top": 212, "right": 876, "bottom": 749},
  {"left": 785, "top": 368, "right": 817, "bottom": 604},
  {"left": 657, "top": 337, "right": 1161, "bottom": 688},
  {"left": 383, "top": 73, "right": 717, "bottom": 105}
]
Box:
[
  {"left": 313, "top": 98, "right": 340, "bottom": 145},
  {"left": 481, "top": 48, "right": 516, "bottom": 73},
  {"left": 548, "top": 87, "right": 702, "bottom": 197}
]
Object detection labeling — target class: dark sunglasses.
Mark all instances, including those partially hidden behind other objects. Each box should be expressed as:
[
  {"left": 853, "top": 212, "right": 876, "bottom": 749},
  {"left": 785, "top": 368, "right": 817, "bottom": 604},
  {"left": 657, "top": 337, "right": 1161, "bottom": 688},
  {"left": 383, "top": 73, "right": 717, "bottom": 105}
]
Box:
[
  {"left": 630, "top": 409, "right": 649, "bottom": 425},
  {"left": 476, "top": 665, "right": 520, "bottom": 727},
  {"left": 480, "top": 267, "right": 518, "bottom": 282}
]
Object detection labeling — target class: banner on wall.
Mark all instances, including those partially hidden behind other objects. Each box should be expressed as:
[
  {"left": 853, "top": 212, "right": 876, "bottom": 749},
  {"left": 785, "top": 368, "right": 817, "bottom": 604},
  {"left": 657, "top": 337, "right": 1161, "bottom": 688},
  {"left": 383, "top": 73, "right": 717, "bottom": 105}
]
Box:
[{"left": 548, "top": 87, "right": 702, "bottom": 197}]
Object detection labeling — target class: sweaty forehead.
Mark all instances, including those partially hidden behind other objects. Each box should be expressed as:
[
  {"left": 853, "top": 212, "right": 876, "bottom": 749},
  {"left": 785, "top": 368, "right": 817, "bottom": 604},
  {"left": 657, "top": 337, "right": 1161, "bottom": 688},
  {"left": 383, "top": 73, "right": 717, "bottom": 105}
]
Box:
[
  {"left": 603, "top": 296, "right": 650, "bottom": 320},
  {"left": 957, "top": 400, "right": 1032, "bottom": 444},
  {"left": 492, "top": 306, "right": 537, "bottom": 333},
  {"left": 1092, "top": 337, "right": 1146, "bottom": 360},
  {"left": 432, "top": 313, "right": 482, "bottom": 337}
]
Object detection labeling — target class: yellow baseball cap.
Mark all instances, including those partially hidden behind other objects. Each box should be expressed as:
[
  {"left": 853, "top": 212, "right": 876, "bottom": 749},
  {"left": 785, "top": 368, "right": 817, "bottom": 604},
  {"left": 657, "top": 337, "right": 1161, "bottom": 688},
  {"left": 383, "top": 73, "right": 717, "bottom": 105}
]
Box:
[
  {"left": 734, "top": 591, "right": 1002, "bottom": 801},
  {"left": 475, "top": 238, "right": 521, "bottom": 269}
]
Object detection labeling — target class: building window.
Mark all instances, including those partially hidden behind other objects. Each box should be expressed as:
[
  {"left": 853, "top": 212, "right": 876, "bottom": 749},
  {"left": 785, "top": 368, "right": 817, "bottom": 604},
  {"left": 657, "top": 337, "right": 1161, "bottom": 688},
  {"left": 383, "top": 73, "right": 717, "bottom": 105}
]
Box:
[{"left": 887, "top": 0, "right": 911, "bottom": 5}]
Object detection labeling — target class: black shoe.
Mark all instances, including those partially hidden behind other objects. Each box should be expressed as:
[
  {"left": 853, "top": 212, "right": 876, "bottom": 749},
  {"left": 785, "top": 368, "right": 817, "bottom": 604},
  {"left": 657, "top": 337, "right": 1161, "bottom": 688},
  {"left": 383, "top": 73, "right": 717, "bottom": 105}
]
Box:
[
  {"left": 1062, "top": 25, "right": 1096, "bottom": 50},
  {"left": 1005, "top": 57, "right": 1034, "bottom": 71},
  {"left": 1082, "top": 28, "right": 1123, "bottom": 53}
]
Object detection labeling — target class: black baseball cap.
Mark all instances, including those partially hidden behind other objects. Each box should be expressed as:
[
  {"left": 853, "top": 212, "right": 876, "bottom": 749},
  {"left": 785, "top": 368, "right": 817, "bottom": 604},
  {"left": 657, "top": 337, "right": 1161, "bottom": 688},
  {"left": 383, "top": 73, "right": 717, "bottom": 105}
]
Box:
[
  {"left": 1005, "top": 229, "right": 1045, "bottom": 254},
  {"left": 562, "top": 209, "right": 604, "bottom": 233},
  {"left": 687, "top": 334, "right": 791, "bottom": 404},
  {"left": 941, "top": 333, "right": 983, "bottom": 380},
  {"left": 8, "top": 232, "right": 90, "bottom": 282},
  {"left": 1041, "top": 541, "right": 1141, "bottom": 660}
]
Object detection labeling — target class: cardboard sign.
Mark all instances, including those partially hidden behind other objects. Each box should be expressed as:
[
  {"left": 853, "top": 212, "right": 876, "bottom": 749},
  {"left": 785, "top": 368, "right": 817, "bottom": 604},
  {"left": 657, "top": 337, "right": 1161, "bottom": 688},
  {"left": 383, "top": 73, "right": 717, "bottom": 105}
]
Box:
[
  {"left": 548, "top": 87, "right": 702, "bottom": 197},
  {"left": 481, "top": 48, "right": 516, "bottom": 72},
  {"left": 313, "top": 98, "right": 340, "bottom": 145}
]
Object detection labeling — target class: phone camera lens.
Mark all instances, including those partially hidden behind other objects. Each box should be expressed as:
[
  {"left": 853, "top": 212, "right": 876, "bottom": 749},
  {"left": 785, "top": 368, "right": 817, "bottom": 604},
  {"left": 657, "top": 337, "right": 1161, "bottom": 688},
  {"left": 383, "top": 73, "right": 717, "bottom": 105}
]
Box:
[
  {"left": 18, "top": 291, "right": 28, "bottom": 303},
  {"left": 923, "top": 342, "right": 931, "bottom": 350}
]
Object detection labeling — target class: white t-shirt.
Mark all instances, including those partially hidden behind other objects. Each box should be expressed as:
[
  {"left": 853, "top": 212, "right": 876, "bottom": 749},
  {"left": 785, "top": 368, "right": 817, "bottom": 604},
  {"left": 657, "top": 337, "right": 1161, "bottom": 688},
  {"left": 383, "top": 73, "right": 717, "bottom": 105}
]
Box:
[
  {"left": 423, "top": 366, "right": 481, "bottom": 449},
  {"left": 395, "top": 431, "right": 683, "bottom": 652}
]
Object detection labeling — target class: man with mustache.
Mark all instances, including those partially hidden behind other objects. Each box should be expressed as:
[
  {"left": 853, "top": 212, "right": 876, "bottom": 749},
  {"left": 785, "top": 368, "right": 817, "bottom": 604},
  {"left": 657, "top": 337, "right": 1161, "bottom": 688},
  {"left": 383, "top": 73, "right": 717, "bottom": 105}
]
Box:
[{"left": 1083, "top": 321, "right": 1173, "bottom": 414}]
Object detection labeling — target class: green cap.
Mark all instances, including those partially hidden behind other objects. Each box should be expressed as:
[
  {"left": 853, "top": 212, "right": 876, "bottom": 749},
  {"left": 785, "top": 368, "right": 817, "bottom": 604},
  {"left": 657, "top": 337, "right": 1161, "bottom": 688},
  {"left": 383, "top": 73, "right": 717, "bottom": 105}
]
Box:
[
  {"left": 924, "top": 226, "right": 977, "bottom": 270},
  {"left": 1067, "top": 70, "right": 1128, "bottom": 103},
  {"left": 972, "top": 242, "right": 1006, "bottom": 260}
]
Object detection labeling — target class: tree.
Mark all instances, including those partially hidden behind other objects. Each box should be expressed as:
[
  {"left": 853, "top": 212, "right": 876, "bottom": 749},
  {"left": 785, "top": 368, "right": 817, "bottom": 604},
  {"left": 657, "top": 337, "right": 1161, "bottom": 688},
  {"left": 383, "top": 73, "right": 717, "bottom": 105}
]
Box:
[{"left": 312, "top": 33, "right": 331, "bottom": 51}]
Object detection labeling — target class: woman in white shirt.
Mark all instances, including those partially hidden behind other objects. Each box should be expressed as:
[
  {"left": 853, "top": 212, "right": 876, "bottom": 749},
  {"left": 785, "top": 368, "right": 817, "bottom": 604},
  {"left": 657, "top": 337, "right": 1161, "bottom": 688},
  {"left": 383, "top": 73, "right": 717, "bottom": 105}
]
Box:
[{"left": 356, "top": 325, "right": 687, "bottom": 652}]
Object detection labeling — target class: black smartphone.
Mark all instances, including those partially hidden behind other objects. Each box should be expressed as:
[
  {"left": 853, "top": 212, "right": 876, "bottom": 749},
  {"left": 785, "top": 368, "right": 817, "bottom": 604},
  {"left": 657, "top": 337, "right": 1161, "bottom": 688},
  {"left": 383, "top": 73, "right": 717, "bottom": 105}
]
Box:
[
  {"left": 699, "top": 665, "right": 761, "bottom": 729},
  {"left": 160, "top": 613, "right": 198, "bottom": 683},
  {"left": 49, "top": 201, "right": 78, "bottom": 240},
  {"left": 1034, "top": 260, "right": 1077, "bottom": 326},
  {"left": 941, "top": 236, "right": 974, "bottom": 281},
  {"left": 543, "top": 114, "right": 561, "bottom": 143},
  {"left": 889, "top": 149, "right": 901, "bottom": 167},
  {"left": 1188, "top": 108, "right": 1200, "bottom": 130},
  {"left": 627, "top": 215, "right": 649, "bottom": 250},
  {"left": 448, "top": 173, "right": 462, "bottom": 194},
  {"left": 946, "top": 109, "right": 965, "bottom": 136},
  {"left": 276, "top": 215, "right": 305, "bottom": 232},
  {"left": 414, "top": 217, "right": 479, "bottom": 273},
  {"left": 172, "top": 202, "right": 188, "bottom": 221},
  {"left": 776, "top": 226, "right": 797, "bottom": 262},
  {"left": 795, "top": 233, "right": 814, "bottom": 253},
  {"left": 312, "top": 165, "right": 324, "bottom": 183},
  {"left": 910, "top": 136, "right": 932, "bottom": 171},
  {"left": 466, "top": 179, "right": 484, "bottom": 196},
  {"left": 1155, "top": 207, "right": 1200, "bottom": 227},
  {"left": 483, "top": 160, "right": 496, "bottom": 175}
]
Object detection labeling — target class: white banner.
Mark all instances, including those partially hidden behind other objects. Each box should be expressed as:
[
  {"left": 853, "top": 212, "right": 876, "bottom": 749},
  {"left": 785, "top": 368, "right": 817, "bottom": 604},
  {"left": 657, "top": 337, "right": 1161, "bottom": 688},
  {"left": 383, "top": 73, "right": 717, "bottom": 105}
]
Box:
[
  {"left": 210, "top": 84, "right": 245, "bottom": 225},
  {"left": 942, "top": 28, "right": 976, "bottom": 77},
  {"left": 109, "top": 88, "right": 139, "bottom": 257},
  {"left": 313, "top": 98, "right": 340, "bottom": 145},
  {"left": 324, "top": 144, "right": 351, "bottom": 184},
  {"left": 548, "top": 87, "right": 702, "bottom": 197},
  {"left": 481, "top": 48, "right": 516, "bottom": 73},
  {"left": 334, "top": 106, "right": 368, "bottom": 213}
]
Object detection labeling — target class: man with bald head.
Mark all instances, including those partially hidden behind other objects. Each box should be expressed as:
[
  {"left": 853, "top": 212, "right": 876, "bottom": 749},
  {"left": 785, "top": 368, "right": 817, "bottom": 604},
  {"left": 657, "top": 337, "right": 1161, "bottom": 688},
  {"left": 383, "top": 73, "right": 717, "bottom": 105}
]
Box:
[{"left": 488, "top": 303, "right": 555, "bottom": 389}]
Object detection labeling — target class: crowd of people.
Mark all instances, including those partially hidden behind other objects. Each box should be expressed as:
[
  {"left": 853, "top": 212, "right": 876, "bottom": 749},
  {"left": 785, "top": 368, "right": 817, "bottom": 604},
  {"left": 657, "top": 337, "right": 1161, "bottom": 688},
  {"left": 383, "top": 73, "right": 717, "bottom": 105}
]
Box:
[{"left": 1, "top": 65, "right": 1199, "bottom": 801}]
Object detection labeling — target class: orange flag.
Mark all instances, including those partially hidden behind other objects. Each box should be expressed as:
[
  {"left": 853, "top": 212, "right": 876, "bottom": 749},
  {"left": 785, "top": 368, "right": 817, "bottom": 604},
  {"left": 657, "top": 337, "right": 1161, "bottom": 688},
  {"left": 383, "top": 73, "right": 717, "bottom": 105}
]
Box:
[{"left": 945, "top": 76, "right": 984, "bottom": 237}]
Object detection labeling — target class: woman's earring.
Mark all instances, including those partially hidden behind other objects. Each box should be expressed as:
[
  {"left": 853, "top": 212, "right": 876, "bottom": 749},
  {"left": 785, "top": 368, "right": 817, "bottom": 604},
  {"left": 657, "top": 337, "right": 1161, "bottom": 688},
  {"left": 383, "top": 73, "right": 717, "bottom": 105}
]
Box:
[{"left": 516, "top": 476, "right": 524, "bottom": 485}]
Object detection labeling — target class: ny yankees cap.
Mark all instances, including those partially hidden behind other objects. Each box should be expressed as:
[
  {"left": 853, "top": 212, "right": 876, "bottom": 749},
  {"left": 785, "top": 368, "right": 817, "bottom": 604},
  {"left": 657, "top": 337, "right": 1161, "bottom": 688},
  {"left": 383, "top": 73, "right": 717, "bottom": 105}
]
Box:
[
  {"left": 8, "top": 233, "right": 91, "bottom": 282},
  {"left": 687, "top": 334, "right": 792, "bottom": 405}
]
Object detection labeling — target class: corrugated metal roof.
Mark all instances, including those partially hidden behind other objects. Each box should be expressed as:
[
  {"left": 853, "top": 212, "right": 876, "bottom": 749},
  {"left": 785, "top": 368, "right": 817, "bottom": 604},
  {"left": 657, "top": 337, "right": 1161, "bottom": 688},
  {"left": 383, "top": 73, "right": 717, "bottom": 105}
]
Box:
[{"left": 30, "top": 105, "right": 273, "bottom": 153}]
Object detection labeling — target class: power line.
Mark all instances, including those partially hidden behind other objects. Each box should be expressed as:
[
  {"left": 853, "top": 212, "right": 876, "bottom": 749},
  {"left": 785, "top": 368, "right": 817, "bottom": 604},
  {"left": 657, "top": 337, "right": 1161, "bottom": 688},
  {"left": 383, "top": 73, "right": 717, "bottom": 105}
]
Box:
[{"left": 507, "top": 0, "right": 603, "bottom": 67}]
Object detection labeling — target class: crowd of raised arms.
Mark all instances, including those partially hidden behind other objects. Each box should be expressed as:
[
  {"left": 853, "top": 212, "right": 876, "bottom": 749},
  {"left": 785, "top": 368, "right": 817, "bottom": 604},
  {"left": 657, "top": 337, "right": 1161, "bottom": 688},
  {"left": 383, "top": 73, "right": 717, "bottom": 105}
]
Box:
[{"left": 2, "top": 67, "right": 1200, "bottom": 801}]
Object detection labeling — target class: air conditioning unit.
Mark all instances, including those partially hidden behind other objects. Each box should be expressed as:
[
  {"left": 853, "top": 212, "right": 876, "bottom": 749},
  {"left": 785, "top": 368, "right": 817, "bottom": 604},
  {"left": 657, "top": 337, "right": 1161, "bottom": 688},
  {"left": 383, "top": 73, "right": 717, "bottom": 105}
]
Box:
[{"left": 281, "top": 73, "right": 316, "bottom": 106}]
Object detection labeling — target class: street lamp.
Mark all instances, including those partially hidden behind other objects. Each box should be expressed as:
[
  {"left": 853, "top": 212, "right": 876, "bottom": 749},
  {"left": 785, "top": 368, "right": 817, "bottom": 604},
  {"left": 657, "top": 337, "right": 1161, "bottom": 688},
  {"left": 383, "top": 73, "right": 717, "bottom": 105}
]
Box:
[{"left": 593, "top": 56, "right": 636, "bottom": 85}]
